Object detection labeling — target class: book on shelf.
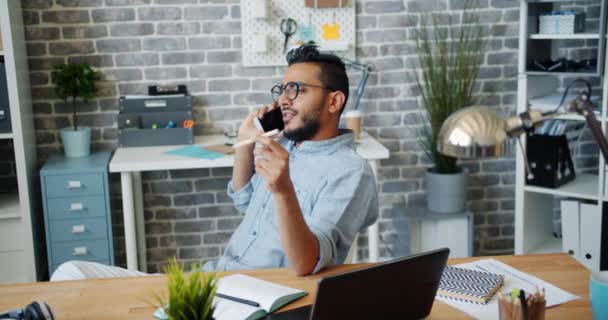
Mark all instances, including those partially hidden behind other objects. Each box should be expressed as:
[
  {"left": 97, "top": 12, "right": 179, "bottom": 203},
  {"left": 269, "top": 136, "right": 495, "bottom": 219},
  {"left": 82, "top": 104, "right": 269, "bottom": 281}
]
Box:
[
  {"left": 154, "top": 274, "right": 307, "bottom": 320},
  {"left": 437, "top": 266, "right": 504, "bottom": 304}
]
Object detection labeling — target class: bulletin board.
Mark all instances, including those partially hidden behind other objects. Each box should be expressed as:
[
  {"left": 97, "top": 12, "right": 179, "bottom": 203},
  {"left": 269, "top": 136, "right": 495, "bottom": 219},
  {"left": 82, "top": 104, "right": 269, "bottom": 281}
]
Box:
[{"left": 241, "top": 0, "right": 356, "bottom": 67}]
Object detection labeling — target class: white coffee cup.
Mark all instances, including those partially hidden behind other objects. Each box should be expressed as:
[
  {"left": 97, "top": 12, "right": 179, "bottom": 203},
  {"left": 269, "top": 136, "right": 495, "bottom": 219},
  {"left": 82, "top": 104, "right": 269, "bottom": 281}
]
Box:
[{"left": 344, "top": 110, "right": 362, "bottom": 141}]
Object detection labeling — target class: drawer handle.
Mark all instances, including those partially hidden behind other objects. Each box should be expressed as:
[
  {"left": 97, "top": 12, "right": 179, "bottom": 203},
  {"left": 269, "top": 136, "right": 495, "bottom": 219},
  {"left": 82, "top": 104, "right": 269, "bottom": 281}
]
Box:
[
  {"left": 69, "top": 203, "right": 84, "bottom": 211},
  {"left": 66, "top": 181, "right": 82, "bottom": 189},
  {"left": 72, "top": 225, "right": 86, "bottom": 234},
  {"left": 72, "top": 246, "right": 88, "bottom": 256}
]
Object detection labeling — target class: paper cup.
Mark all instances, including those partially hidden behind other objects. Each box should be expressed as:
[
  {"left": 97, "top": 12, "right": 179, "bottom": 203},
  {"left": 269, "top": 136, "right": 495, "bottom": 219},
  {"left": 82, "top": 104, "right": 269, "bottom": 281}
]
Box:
[{"left": 344, "top": 110, "right": 362, "bottom": 142}]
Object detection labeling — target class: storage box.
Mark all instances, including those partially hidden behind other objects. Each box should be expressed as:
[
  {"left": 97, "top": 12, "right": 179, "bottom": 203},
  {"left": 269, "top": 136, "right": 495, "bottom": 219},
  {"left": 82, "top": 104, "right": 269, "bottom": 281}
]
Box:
[
  {"left": 526, "top": 134, "right": 575, "bottom": 188},
  {"left": 539, "top": 11, "right": 585, "bottom": 34},
  {"left": 117, "top": 95, "right": 193, "bottom": 147}
]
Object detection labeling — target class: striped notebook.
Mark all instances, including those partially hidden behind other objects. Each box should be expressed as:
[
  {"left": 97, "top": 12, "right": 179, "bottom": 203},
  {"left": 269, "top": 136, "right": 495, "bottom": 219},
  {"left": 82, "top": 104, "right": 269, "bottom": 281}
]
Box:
[{"left": 437, "top": 266, "right": 504, "bottom": 304}]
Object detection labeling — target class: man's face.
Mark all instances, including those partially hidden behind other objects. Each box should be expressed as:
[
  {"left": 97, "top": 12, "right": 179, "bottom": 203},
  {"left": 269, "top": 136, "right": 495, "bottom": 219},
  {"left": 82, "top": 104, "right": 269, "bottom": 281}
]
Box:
[{"left": 278, "top": 63, "right": 329, "bottom": 142}]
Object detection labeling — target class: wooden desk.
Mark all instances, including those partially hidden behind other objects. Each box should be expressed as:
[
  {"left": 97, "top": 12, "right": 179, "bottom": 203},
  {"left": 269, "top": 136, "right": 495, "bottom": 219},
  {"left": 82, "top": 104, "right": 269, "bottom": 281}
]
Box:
[
  {"left": 109, "top": 132, "right": 389, "bottom": 271},
  {"left": 0, "top": 254, "right": 591, "bottom": 319}
]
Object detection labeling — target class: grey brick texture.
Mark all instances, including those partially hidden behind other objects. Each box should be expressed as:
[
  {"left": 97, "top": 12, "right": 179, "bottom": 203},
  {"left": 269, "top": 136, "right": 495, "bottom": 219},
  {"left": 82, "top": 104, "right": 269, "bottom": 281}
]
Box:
[{"left": 20, "top": 0, "right": 599, "bottom": 271}]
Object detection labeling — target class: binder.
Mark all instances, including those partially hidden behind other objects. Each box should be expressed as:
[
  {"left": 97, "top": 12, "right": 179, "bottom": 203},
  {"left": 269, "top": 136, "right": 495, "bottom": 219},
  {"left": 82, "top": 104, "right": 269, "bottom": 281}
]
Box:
[
  {"left": 560, "top": 200, "right": 581, "bottom": 262},
  {"left": 0, "top": 59, "right": 11, "bottom": 133},
  {"left": 579, "top": 203, "right": 608, "bottom": 272}
]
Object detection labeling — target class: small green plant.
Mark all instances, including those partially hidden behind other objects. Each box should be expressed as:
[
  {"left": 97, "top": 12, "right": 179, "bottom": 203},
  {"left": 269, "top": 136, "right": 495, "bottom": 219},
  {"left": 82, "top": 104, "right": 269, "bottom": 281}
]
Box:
[
  {"left": 52, "top": 63, "right": 102, "bottom": 131},
  {"left": 152, "top": 258, "right": 217, "bottom": 320},
  {"left": 413, "top": 4, "right": 488, "bottom": 174}
]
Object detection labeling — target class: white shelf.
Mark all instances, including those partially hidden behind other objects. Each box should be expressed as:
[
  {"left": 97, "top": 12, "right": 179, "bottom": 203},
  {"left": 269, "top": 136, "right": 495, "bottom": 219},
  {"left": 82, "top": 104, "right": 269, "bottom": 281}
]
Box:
[
  {"left": 0, "top": 133, "right": 13, "bottom": 139},
  {"left": 523, "top": 173, "right": 599, "bottom": 201},
  {"left": 0, "top": 193, "right": 20, "bottom": 219},
  {"left": 526, "top": 71, "right": 598, "bottom": 76},
  {"left": 529, "top": 236, "right": 562, "bottom": 254},
  {"left": 530, "top": 33, "right": 600, "bottom": 40}
]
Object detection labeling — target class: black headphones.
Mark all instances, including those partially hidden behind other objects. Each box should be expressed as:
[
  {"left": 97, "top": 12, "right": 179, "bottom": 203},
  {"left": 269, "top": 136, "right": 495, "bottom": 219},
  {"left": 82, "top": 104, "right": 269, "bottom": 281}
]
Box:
[{"left": 0, "top": 301, "right": 54, "bottom": 320}]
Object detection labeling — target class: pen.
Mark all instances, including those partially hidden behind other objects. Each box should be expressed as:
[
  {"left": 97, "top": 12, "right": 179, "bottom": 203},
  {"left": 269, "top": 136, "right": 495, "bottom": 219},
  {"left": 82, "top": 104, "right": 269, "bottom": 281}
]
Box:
[
  {"left": 216, "top": 293, "right": 260, "bottom": 307},
  {"left": 231, "top": 129, "right": 280, "bottom": 149},
  {"left": 519, "top": 289, "right": 528, "bottom": 320}
]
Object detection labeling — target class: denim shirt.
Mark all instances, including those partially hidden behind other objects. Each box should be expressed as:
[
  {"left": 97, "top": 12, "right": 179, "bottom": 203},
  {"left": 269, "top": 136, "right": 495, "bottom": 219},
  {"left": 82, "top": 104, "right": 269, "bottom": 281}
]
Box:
[{"left": 203, "top": 130, "right": 378, "bottom": 274}]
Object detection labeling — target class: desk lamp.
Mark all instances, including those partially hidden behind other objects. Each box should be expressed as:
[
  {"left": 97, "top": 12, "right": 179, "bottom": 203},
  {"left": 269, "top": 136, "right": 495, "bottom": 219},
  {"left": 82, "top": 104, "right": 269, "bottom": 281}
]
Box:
[{"left": 437, "top": 79, "right": 608, "bottom": 178}]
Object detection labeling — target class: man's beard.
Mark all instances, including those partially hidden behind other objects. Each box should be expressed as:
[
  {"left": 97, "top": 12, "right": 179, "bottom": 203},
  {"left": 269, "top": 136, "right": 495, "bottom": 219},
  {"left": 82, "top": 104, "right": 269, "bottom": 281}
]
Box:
[{"left": 283, "top": 104, "right": 322, "bottom": 143}]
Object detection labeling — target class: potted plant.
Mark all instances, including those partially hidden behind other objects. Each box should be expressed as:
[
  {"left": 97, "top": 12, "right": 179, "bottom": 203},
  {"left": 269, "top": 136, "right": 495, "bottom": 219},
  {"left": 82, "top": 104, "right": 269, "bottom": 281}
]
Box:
[
  {"left": 151, "top": 258, "right": 217, "bottom": 320},
  {"left": 52, "top": 62, "right": 101, "bottom": 158},
  {"left": 413, "top": 7, "right": 488, "bottom": 213}
]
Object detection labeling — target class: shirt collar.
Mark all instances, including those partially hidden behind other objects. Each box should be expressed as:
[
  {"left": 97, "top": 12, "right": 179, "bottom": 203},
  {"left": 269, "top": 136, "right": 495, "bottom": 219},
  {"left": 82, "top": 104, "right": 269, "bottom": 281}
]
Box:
[{"left": 284, "top": 129, "right": 355, "bottom": 154}]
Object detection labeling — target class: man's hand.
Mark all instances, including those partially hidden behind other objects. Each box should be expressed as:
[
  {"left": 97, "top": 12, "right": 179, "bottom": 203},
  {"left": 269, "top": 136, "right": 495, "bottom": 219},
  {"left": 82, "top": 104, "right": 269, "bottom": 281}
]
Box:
[
  {"left": 238, "top": 102, "right": 278, "bottom": 142},
  {"left": 252, "top": 134, "right": 293, "bottom": 194}
]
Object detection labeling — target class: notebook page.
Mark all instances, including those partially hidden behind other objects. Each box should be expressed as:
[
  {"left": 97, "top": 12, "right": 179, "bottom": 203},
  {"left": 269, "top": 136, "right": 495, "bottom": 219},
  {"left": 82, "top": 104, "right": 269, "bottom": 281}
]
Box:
[
  {"left": 213, "top": 296, "right": 261, "bottom": 320},
  {"left": 436, "top": 258, "right": 578, "bottom": 320},
  {"left": 217, "top": 274, "right": 306, "bottom": 312}
]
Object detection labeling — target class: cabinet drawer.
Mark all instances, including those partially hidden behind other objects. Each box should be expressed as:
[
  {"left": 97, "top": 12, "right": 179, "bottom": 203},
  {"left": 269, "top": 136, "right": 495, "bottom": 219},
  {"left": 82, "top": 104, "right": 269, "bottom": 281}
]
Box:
[
  {"left": 46, "top": 196, "right": 107, "bottom": 220},
  {"left": 48, "top": 218, "right": 109, "bottom": 243},
  {"left": 50, "top": 240, "right": 110, "bottom": 266},
  {"left": 44, "top": 173, "right": 105, "bottom": 198}
]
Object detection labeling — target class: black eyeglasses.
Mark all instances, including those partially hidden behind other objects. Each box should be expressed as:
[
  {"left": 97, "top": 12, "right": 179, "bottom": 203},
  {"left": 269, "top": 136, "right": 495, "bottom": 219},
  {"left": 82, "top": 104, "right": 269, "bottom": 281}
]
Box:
[{"left": 270, "top": 81, "right": 335, "bottom": 102}]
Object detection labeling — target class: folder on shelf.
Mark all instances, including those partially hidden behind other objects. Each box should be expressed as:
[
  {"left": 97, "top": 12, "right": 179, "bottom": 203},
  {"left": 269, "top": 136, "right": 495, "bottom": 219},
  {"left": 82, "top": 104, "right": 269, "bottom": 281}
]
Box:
[
  {"left": 579, "top": 203, "right": 608, "bottom": 272},
  {"left": 560, "top": 200, "right": 581, "bottom": 262}
]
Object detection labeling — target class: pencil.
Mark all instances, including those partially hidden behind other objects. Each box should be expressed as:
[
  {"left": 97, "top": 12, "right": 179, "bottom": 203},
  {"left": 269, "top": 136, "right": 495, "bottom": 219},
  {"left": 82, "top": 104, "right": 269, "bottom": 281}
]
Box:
[
  {"left": 231, "top": 129, "right": 280, "bottom": 149},
  {"left": 215, "top": 293, "right": 260, "bottom": 307}
]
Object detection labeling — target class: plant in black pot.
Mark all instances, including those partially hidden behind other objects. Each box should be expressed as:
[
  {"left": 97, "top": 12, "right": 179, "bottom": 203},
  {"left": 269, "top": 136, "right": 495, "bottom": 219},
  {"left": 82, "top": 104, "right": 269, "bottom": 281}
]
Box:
[
  {"left": 413, "top": 6, "right": 488, "bottom": 213},
  {"left": 52, "top": 62, "right": 101, "bottom": 158}
]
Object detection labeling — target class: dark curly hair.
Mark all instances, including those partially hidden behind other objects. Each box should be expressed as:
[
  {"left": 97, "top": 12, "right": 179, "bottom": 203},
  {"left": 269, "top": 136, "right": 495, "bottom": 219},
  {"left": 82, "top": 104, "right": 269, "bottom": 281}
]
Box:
[{"left": 286, "top": 44, "right": 349, "bottom": 114}]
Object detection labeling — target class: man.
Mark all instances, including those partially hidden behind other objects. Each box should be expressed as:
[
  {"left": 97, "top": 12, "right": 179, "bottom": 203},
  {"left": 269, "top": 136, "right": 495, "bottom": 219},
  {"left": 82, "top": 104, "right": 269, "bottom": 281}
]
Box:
[
  {"left": 205, "top": 45, "right": 378, "bottom": 275},
  {"left": 51, "top": 45, "right": 377, "bottom": 280}
]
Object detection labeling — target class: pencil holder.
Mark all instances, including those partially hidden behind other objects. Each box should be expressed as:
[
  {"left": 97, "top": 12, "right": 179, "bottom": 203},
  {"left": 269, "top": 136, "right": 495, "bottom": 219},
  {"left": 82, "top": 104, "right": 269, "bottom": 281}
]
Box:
[{"left": 498, "top": 295, "right": 546, "bottom": 320}]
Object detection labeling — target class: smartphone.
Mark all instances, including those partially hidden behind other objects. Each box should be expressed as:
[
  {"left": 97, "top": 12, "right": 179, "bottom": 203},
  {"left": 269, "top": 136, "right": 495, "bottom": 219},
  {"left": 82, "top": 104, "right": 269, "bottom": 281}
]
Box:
[{"left": 254, "top": 107, "right": 285, "bottom": 132}]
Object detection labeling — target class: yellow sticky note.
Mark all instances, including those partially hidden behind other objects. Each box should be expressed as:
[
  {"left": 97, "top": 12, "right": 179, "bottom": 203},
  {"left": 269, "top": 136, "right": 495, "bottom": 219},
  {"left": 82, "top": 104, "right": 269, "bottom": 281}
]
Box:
[{"left": 322, "top": 23, "right": 340, "bottom": 40}]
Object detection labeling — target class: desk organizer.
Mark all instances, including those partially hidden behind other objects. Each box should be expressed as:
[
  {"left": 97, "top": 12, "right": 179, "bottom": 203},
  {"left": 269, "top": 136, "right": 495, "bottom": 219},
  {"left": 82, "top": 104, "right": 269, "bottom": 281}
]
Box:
[
  {"left": 117, "top": 95, "right": 193, "bottom": 147},
  {"left": 526, "top": 134, "right": 575, "bottom": 188},
  {"left": 539, "top": 11, "right": 585, "bottom": 34}
]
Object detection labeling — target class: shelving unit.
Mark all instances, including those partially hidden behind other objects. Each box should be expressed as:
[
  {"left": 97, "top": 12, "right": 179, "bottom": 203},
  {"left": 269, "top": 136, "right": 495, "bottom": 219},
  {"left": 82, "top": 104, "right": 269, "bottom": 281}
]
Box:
[
  {"left": 515, "top": 0, "right": 608, "bottom": 262},
  {"left": 0, "top": 0, "right": 41, "bottom": 284},
  {"left": 529, "top": 33, "right": 600, "bottom": 40}
]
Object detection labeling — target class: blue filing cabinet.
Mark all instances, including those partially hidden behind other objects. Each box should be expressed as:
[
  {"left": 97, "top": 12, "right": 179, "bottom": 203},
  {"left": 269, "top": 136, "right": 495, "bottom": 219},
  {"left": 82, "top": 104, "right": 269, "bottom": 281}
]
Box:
[{"left": 41, "top": 151, "right": 114, "bottom": 274}]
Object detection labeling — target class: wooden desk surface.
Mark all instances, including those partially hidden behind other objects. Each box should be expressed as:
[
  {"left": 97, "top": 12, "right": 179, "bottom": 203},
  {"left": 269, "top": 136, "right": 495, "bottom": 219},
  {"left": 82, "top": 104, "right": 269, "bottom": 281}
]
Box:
[{"left": 0, "top": 253, "right": 591, "bottom": 319}]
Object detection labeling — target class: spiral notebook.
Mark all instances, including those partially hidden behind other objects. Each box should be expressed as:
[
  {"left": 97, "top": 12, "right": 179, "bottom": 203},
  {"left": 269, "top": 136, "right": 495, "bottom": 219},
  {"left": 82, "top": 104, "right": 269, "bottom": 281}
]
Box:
[{"left": 437, "top": 265, "right": 504, "bottom": 304}]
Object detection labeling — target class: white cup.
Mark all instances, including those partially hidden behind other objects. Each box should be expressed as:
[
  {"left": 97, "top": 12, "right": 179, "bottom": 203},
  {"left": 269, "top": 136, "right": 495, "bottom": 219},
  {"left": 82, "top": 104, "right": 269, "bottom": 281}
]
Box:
[{"left": 344, "top": 110, "right": 362, "bottom": 141}]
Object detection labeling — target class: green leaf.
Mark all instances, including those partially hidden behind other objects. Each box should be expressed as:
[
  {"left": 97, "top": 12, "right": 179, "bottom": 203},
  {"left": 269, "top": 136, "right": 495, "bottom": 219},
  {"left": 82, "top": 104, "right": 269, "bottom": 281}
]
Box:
[
  {"left": 147, "top": 257, "right": 217, "bottom": 320},
  {"left": 412, "top": 1, "right": 488, "bottom": 173},
  {"left": 52, "top": 62, "right": 102, "bottom": 130}
]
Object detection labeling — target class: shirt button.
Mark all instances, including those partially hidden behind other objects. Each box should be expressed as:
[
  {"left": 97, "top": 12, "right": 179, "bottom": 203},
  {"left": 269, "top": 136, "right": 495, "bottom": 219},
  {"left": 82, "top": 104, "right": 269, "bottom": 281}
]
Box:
[
  {"left": 233, "top": 255, "right": 239, "bottom": 260},
  {"left": 252, "top": 231, "right": 257, "bottom": 236}
]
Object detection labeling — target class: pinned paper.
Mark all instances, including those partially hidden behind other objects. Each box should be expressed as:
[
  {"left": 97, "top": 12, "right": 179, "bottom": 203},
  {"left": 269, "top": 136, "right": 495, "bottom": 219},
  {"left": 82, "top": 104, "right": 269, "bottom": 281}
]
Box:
[
  {"left": 322, "top": 23, "right": 340, "bottom": 40},
  {"left": 299, "top": 25, "right": 315, "bottom": 43}
]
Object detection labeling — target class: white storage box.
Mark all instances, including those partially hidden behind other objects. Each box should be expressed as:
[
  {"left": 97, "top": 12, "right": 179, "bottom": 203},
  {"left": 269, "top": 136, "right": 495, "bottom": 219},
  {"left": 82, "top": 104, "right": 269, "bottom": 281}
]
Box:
[{"left": 539, "top": 11, "right": 585, "bottom": 34}]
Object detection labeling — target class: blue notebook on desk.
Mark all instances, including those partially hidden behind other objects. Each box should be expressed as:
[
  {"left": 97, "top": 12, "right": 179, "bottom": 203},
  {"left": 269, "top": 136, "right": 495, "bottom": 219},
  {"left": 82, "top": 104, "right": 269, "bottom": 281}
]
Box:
[{"left": 164, "top": 145, "right": 224, "bottom": 160}]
